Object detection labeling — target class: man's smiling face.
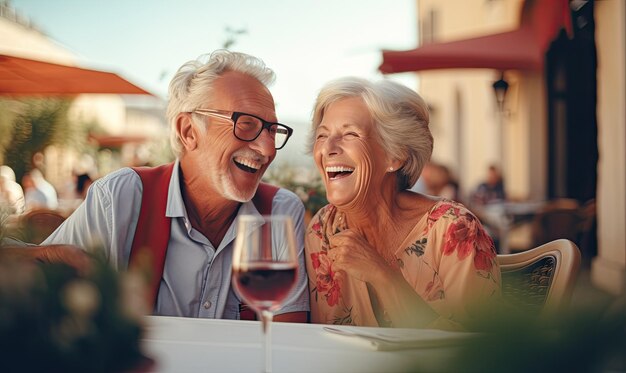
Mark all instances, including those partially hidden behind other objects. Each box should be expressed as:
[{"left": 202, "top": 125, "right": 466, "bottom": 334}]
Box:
[{"left": 191, "top": 71, "right": 278, "bottom": 202}]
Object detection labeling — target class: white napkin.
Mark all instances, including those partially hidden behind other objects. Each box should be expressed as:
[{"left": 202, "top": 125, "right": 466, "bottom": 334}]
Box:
[{"left": 323, "top": 326, "right": 476, "bottom": 351}]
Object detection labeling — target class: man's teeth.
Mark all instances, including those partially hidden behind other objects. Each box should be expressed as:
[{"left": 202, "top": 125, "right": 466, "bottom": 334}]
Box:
[
  {"left": 235, "top": 158, "right": 261, "bottom": 170},
  {"left": 325, "top": 166, "right": 355, "bottom": 173}
]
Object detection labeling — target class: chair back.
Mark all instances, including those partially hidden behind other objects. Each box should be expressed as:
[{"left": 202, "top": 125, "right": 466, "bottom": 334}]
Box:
[
  {"left": 531, "top": 199, "right": 582, "bottom": 247},
  {"left": 20, "top": 209, "right": 65, "bottom": 244},
  {"left": 577, "top": 198, "right": 597, "bottom": 262},
  {"left": 498, "top": 239, "right": 581, "bottom": 316}
]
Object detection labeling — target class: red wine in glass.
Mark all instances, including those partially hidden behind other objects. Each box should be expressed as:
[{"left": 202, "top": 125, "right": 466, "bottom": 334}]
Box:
[
  {"left": 232, "top": 215, "right": 299, "bottom": 373},
  {"left": 233, "top": 262, "right": 297, "bottom": 310}
]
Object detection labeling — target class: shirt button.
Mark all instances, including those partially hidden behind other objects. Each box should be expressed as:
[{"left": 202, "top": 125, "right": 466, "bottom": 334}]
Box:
[{"left": 203, "top": 301, "right": 212, "bottom": 309}]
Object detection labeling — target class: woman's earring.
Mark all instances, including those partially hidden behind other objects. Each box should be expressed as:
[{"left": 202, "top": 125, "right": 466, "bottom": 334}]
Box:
[{"left": 388, "top": 167, "right": 394, "bottom": 172}]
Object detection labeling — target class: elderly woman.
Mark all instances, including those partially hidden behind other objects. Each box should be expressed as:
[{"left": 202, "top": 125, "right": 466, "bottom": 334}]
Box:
[{"left": 305, "top": 77, "right": 500, "bottom": 330}]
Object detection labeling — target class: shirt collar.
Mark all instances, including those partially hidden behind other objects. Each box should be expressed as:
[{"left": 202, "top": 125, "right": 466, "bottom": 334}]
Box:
[{"left": 165, "top": 159, "right": 185, "bottom": 218}]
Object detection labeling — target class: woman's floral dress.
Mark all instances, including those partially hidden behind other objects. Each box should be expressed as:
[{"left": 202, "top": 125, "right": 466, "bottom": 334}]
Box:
[{"left": 305, "top": 199, "right": 501, "bottom": 330}]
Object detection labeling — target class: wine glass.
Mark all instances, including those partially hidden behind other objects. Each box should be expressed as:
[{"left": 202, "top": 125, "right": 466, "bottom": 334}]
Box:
[{"left": 232, "top": 215, "right": 299, "bottom": 373}]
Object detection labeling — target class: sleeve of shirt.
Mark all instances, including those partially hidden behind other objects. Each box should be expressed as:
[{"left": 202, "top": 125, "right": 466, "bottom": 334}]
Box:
[
  {"left": 271, "top": 188, "right": 310, "bottom": 315},
  {"left": 42, "top": 168, "right": 143, "bottom": 270},
  {"left": 423, "top": 206, "right": 501, "bottom": 329}
]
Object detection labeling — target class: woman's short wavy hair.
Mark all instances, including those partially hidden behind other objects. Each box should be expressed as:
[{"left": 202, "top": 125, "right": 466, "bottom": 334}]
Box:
[
  {"left": 308, "top": 77, "right": 433, "bottom": 190},
  {"left": 166, "top": 49, "right": 275, "bottom": 157}
]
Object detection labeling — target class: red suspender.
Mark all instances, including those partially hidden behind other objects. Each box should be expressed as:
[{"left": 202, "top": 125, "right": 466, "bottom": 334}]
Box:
[
  {"left": 128, "top": 163, "right": 174, "bottom": 306},
  {"left": 128, "top": 161, "right": 279, "bottom": 319},
  {"left": 252, "top": 182, "right": 278, "bottom": 216}
]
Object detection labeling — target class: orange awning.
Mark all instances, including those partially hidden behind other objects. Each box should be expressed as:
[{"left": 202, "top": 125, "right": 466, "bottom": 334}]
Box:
[
  {"left": 88, "top": 133, "right": 148, "bottom": 148},
  {"left": 0, "top": 54, "right": 152, "bottom": 96},
  {"left": 379, "top": 0, "right": 572, "bottom": 74}
]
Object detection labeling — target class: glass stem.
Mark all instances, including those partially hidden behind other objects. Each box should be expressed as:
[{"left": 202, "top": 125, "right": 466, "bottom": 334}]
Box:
[{"left": 261, "top": 310, "right": 273, "bottom": 373}]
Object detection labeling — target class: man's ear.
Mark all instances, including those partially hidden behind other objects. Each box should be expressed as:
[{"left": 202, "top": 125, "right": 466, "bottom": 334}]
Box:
[{"left": 176, "top": 113, "right": 198, "bottom": 151}]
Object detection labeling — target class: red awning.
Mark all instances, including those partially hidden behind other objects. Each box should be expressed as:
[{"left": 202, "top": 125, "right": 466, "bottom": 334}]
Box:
[
  {"left": 379, "top": 0, "right": 572, "bottom": 74},
  {"left": 381, "top": 25, "right": 542, "bottom": 73},
  {"left": 0, "top": 54, "right": 152, "bottom": 96}
]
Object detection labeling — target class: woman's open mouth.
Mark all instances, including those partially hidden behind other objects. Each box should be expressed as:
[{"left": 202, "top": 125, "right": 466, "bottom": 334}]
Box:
[{"left": 325, "top": 166, "right": 354, "bottom": 180}]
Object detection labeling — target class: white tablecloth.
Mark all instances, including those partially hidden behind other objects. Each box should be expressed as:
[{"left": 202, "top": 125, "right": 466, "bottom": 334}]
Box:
[{"left": 141, "top": 316, "right": 462, "bottom": 373}]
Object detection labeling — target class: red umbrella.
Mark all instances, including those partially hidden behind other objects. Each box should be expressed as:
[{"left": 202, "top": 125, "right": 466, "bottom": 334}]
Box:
[{"left": 0, "top": 54, "right": 152, "bottom": 96}]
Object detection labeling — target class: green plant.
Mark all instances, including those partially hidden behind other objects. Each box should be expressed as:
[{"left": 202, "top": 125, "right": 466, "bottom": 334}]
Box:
[
  {"left": 0, "top": 251, "right": 149, "bottom": 373},
  {"left": 263, "top": 163, "right": 328, "bottom": 215},
  {"left": 0, "top": 98, "right": 81, "bottom": 182},
  {"left": 443, "top": 298, "right": 626, "bottom": 373}
]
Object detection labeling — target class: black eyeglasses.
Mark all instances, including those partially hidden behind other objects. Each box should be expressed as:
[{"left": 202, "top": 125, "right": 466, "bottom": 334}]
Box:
[{"left": 192, "top": 109, "right": 293, "bottom": 149}]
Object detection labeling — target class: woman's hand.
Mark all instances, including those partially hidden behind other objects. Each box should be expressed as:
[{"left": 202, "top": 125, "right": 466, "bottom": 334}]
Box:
[
  {"left": 326, "top": 229, "right": 439, "bottom": 328},
  {"left": 327, "top": 229, "right": 392, "bottom": 284}
]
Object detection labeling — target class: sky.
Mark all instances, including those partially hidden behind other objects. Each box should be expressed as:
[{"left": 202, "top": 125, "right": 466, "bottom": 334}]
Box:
[{"left": 9, "top": 0, "right": 419, "bottom": 167}]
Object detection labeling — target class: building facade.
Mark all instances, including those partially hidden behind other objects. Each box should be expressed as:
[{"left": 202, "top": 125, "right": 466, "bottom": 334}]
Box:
[{"left": 396, "top": 0, "right": 624, "bottom": 294}]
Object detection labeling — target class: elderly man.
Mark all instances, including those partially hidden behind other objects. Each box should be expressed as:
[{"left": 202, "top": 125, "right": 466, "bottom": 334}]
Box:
[{"left": 41, "top": 50, "right": 309, "bottom": 321}]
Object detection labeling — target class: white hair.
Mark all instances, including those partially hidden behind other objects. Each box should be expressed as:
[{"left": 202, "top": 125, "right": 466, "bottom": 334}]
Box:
[
  {"left": 166, "top": 49, "right": 275, "bottom": 157},
  {"left": 309, "top": 77, "right": 433, "bottom": 190}
]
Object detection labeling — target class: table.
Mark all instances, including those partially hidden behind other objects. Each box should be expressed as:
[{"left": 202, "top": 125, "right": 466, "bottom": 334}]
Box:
[
  {"left": 477, "top": 201, "right": 545, "bottom": 254},
  {"left": 140, "top": 316, "right": 462, "bottom": 373}
]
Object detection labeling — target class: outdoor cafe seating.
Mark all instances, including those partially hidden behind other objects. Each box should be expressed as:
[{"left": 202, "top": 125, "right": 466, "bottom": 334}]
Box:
[
  {"left": 478, "top": 198, "right": 597, "bottom": 260},
  {"left": 499, "top": 238, "right": 581, "bottom": 316}
]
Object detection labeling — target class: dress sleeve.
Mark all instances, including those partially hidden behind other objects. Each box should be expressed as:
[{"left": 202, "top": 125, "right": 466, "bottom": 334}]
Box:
[
  {"left": 403, "top": 202, "right": 501, "bottom": 330},
  {"left": 305, "top": 206, "right": 351, "bottom": 324},
  {"left": 305, "top": 208, "right": 326, "bottom": 322}
]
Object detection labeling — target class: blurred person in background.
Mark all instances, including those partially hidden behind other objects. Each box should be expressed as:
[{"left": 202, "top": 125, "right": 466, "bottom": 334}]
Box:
[
  {"left": 22, "top": 169, "right": 58, "bottom": 211},
  {"left": 471, "top": 165, "right": 506, "bottom": 206},
  {"left": 414, "top": 161, "right": 459, "bottom": 201},
  {"left": 41, "top": 50, "right": 309, "bottom": 321},
  {"left": 0, "top": 165, "right": 25, "bottom": 215},
  {"left": 305, "top": 77, "right": 500, "bottom": 330},
  {"left": 75, "top": 173, "right": 93, "bottom": 200}
]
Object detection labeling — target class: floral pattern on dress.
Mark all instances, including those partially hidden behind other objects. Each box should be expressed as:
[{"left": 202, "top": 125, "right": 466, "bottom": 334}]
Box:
[
  {"left": 310, "top": 251, "right": 341, "bottom": 306},
  {"left": 307, "top": 207, "right": 354, "bottom": 324},
  {"left": 426, "top": 203, "right": 460, "bottom": 231},
  {"left": 424, "top": 272, "right": 445, "bottom": 301},
  {"left": 311, "top": 220, "right": 323, "bottom": 239},
  {"left": 305, "top": 199, "right": 501, "bottom": 329},
  {"left": 426, "top": 201, "right": 498, "bottom": 275}
]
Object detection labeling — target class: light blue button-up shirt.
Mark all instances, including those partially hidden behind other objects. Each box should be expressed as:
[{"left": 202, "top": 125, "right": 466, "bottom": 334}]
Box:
[{"left": 43, "top": 160, "right": 309, "bottom": 318}]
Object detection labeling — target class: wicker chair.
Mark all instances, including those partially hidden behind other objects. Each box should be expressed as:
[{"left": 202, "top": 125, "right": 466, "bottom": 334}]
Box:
[
  {"left": 498, "top": 239, "right": 581, "bottom": 316},
  {"left": 530, "top": 199, "right": 582, "bottom": 248}
]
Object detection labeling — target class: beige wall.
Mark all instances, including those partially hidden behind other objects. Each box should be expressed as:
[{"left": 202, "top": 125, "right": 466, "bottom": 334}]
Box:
[
  {"left": 415, "top": 0, "right": 626, "bottom": 295},
  {"left": 420, "top": 0, "right": 522, "bottom": 42},
  {"left": 592, "top": 0, "right": 626, "bottom": 295},
  {"left": 0, "top": 17, "right": 76, "bottom": 64},
  {"left": 69, "top": 95, "right": 127, "bottom": 134},
  {"left": 416, "top": 0, "right": 539, "bottom": 201}
]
